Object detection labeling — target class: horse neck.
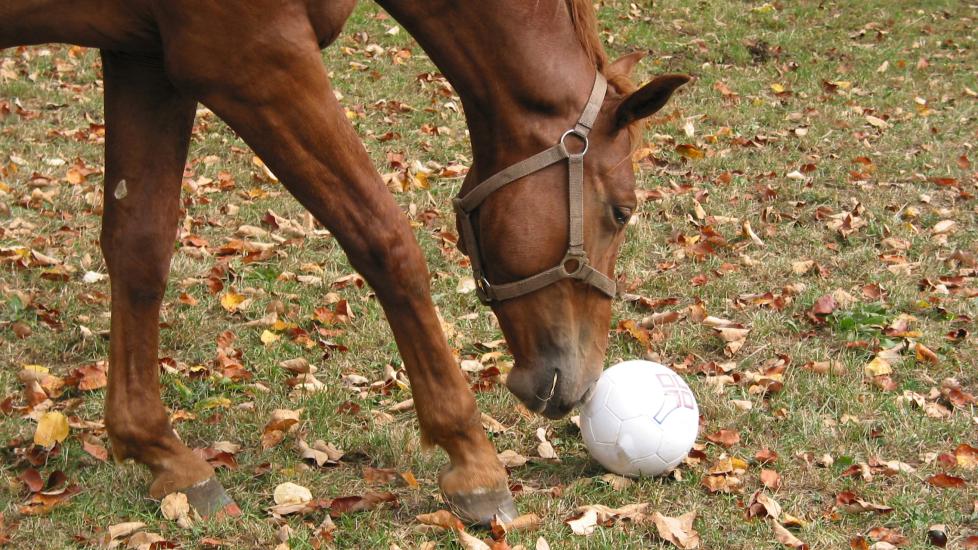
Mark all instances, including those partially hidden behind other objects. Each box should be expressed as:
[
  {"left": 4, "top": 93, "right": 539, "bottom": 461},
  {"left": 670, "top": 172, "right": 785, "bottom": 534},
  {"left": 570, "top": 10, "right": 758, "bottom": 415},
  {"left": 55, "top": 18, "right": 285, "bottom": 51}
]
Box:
[{"left": 377, "top": 0, "right": 597, "bottom": 176}]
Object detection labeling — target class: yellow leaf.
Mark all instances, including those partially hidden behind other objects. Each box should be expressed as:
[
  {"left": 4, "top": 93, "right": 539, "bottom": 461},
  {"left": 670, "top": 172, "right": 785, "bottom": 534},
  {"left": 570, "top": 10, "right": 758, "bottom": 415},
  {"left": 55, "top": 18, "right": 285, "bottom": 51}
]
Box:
[
  {"left": 23, "top": 364, "right": 49, "bottom": 374},
  {"left": 220, "top": 291, "right": 246, "bottom": 312},
  {"left": 196, "top": 396, "right": 232, "bottom": 411},
  {"left": 770, "top": 83, "right": 786, "bottom": 94},
  {"left": 34, "top": 411, "right": 69, "bottom": 448},
  {"left": 864, "top": 356, "right": 892, "bottom": 377},
  {"left": 675, "top": 144, "right": 705, "bottom": 160},
  {"left": 412, "top": 172, "right": 430, "bottom": 189},
  {"left": 260, "top": 330, "right": 281, "bottom": 345}
]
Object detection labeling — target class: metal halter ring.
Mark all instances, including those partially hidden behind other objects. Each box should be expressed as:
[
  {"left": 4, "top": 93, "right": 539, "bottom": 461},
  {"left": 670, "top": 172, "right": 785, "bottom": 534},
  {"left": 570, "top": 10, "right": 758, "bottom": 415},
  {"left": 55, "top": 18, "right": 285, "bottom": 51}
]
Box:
[{"left": 559, "top": 129, "right": 589, "bottom": 156}]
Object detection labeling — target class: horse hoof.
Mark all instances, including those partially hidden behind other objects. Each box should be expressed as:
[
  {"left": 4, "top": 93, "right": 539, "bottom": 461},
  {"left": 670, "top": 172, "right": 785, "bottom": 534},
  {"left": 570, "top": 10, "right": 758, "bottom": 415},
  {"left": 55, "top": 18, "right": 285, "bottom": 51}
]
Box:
[
  {"left": 180, "top": 477, "right": 242, "bottom": 519},
  {"left": 443, "top": 486, "right": 517, "bottom": 526}
]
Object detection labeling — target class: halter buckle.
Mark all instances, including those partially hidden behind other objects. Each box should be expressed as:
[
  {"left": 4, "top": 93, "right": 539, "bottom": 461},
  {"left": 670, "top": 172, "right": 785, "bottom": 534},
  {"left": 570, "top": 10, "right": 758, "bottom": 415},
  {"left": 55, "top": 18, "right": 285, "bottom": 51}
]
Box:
[
  {"left": 561, "top": 250, "right": 589, "bottom": 277},
  {"left": 559, "top": 129, "right": 589, "bottom": 157},
  {"left": 475, "top": 275, "right": 493, "bottom": 303}
]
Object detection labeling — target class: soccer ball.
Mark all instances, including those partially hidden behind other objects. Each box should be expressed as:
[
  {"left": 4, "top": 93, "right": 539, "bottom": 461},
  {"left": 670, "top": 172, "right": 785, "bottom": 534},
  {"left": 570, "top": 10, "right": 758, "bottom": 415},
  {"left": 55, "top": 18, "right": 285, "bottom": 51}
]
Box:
[{"left": 580, "top": 360, "right": 699, "bottom": 477}]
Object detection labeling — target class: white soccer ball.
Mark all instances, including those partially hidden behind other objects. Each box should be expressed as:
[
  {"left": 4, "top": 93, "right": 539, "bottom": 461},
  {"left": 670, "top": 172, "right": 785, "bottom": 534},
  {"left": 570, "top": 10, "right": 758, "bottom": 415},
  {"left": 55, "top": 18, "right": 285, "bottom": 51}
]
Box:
[{"left": 580, "top": 360, "right": 699, "bottom": 477}]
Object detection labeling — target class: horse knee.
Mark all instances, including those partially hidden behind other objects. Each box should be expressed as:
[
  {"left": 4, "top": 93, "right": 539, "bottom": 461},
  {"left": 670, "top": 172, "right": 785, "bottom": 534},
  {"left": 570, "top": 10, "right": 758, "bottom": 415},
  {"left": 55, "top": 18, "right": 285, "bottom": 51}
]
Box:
[
  {"left": 353, "top": 229, "right": 431, "bottom": 303},
  {"left": 100, "top": 229, "right": 173, "bottom": 305}
]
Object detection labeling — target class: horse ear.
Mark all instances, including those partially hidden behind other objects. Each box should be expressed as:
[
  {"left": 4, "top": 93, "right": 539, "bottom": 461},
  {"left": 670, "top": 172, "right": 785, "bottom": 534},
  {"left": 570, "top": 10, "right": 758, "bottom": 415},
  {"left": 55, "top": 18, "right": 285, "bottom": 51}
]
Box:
[
  {"left": 615, "top": 74, "right": 691, "bottom": 129},
  {"left": 607, "top": 51, "right": 646, "bottom": 77}
]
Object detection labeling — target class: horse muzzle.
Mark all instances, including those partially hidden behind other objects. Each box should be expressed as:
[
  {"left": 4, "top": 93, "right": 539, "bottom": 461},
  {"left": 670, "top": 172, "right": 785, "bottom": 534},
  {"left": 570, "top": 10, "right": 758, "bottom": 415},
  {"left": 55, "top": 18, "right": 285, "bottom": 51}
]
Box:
[{"left": 505, "top": 359, "right": 599, "bottom": 419}]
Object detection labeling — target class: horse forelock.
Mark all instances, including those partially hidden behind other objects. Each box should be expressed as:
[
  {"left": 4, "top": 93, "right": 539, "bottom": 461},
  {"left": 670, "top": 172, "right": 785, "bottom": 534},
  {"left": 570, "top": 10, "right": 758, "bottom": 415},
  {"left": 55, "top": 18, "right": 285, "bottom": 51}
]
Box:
[{"left": 565, "top": 0, "right": 644, "bottom": 149}]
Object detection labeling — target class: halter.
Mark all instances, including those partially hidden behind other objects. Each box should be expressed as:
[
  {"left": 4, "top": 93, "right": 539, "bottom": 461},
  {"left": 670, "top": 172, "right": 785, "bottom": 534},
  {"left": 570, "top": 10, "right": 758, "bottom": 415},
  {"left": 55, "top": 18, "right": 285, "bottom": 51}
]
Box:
[{"left": 453, "top": 72, "right": 617, "bottom": 304}]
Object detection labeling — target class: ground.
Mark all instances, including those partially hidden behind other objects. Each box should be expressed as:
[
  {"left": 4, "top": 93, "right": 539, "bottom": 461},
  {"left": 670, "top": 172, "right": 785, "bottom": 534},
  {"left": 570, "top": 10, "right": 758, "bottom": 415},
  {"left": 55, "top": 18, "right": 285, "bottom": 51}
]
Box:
[{"left": 1, "top": 0, "right": 976, "bottom": 548}]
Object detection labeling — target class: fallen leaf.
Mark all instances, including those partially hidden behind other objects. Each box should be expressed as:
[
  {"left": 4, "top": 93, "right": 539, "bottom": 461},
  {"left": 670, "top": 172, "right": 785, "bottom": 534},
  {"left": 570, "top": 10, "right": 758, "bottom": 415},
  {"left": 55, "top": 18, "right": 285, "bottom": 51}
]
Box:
[
  {"left": 498, "top": 449, "right": 528, "bottom": 468},
  {"left": 261, "top": 408, "right": 303, "bottom": 449},
  {"left": 100, "top": 521, "right": 145, "bottom": 547},
  {"left": 219, "top": 290, "right": 246, "bottom": 312},
  {"left": 296, "top": 437, "right": 343, "bottom": 467},
  {"left": 455, "top": 528, "right": 491, "bottom": 550},
  {"left": 34, "top": 411, "right": 69, "bottom": 448},
  {"left": 81, "top": 435, "right": 109, "bottom": 461},
  {"left": 927, "top": 473, "right": 966, "bottom": 489},
  {"left": 416, "top": 510, "right": 464, "bottom": 531},
  {"left": 760, "top": 469, "right": 782, "bottom": 490},
  {"left": 746, "top": 491, "right": 782, "bottom": 520},
  {"left": 565, "top": 509, "right": 598, "bottom": 536},
  {"left": 536, "top": 427, "right": 558, "bottom": 460},
  {"left": 273, "top": 482, "right": 312, "bottom": 505},
  {"left": 161, "top": 492, "right": 193, "bottom": 529},
  {"left": 955, "top": 444, "right": 978, "bottom": 470},
  {"left": 772, "top": 520, "right": 809, "bottom": 549},
  {"left": 329, "top": 491, "right": 398, "bottom": 517},
  {"left": 706, "top": 429, "right": 740, "bottom": 447},
  {"left": 835, "top": 491, "right": 893, "bottom": 514},
  {"left": 652, "top": 511, "right": 700, "bottom": 549}
]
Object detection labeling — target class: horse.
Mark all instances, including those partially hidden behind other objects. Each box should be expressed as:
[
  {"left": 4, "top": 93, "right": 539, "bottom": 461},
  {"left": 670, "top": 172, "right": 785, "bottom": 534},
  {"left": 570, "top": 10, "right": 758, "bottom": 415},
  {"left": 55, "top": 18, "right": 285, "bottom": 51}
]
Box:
[{"left": 0, "top": 0, "right": 688, "bottom": 524}]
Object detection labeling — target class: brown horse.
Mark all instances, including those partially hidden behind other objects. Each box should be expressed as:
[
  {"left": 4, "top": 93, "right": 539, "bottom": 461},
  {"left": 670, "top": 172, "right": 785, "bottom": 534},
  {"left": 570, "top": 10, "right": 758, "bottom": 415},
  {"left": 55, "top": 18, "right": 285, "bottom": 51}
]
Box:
[{"left": 0, "top": 0, "right": 687, "bottom": 523}]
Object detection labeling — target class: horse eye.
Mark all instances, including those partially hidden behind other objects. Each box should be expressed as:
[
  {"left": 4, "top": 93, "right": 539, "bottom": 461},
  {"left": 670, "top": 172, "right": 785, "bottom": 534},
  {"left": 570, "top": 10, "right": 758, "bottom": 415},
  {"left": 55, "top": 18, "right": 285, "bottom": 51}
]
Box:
[{"left": 612, "top": 206, "right": 632, "bottom": 226}]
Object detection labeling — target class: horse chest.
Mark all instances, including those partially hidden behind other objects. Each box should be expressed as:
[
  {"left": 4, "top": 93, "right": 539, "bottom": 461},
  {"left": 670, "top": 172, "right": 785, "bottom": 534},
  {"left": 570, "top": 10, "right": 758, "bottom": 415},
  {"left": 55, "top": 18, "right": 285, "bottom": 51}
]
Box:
[{"left": 307, "top": 0, "right": 357, "bottom": 48}]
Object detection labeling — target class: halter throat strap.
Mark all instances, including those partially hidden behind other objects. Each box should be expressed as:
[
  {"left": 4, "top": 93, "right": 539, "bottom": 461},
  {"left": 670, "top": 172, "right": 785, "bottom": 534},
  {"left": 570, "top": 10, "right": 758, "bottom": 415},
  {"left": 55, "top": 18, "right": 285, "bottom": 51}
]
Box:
[{"left": 453, "top": 72, "right": 617, "bottom": 304}]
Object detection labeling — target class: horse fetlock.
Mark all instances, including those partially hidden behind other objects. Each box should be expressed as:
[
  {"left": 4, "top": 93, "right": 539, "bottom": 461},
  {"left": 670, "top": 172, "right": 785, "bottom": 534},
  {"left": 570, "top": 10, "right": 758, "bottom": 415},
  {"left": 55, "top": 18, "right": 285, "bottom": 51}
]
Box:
[
  {"left": 148, "top": 455, "right": 216, "bottom": 499},
  {"left": 438, "top": 457, "right": 509, "bottom": 498}
]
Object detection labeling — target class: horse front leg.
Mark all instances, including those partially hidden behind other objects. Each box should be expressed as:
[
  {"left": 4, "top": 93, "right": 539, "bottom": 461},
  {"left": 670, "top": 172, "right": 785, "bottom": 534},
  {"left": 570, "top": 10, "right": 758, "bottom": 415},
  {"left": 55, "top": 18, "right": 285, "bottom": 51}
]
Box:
[
  {"left": 163, "top": 27, "right": 514, "bottom": 524},
  {"left": 99, "top": 51, "right": 240, "bottom": 517}
]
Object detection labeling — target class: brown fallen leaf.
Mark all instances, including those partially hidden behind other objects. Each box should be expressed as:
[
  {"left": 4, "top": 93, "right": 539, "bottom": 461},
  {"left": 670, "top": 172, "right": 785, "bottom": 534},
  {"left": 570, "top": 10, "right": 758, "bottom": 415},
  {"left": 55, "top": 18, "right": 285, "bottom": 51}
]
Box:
[
  {"left": 867, "top": 526, "right": 908, "bottom": 546},
  {"left": 955, "top": 444, "right": 978, "bottom": 470},
  {"left": 296, "top": 437, "right": 343, "bottom": 467},
  {"left": 416, "top": 509, "right": 464, "bottom": 531},
  {"left": 652, "top": 511, "right": 700, "bottom": 549},
  {"left": 835, "top": 491, "right": 893, "bottom": 514},
  {"left": 706, "top": 429, "right": 740, "bottom": 447},
  {"left": 99, "top": 521, "right": 146, "bottom": 547},
  {"left": 807, "top": 294, "right": 837, "bottom": 324},
  {"left": 927, "top": 473, "right": 967, "bottom": 489},
  {"left": 18, "top": 484, "right": 81, "bottom": 515},
  {"left": 125, "top": 530, "right": 171, "bottom": 550},
  {"left": 81, "top": 435, "right": 109, "bottom": 462},
  {"left": 497, "top": 449, "right": 528, "bottom": 468},
  {"left": 565, "top": 509, "right": 598, "bottom": 536},
  {"left": 455, "top": 528, "right": 491, "bottom": 550},
  {"left": 18, "top": 468, "right": 43, "bottom": 493},
  {"left": 67, "top": 362, "right": 107, "bottom": 391},
  {"left": 329, "top": 491, "right": 398, "bottom": 517},
  {"left": 362, "top": 466, "right": 399, "bottom": 485},
  {"left": 564, "top": 503, "right": 650, "bottom": 536},
  {"left": 261, "top": 408, "right": 303, "bottom": 450},
  {"left": 760, "top": 469, "right": 782, "bottom": 490},
  {"left": 161, "top": 492, "right": 193, "bottom": 529},
  {"left": 746, "top": 490, "right": 782, "bottom": 520},
  {"left": 772, "top": 520, "right": 809, "bottom": 549}
]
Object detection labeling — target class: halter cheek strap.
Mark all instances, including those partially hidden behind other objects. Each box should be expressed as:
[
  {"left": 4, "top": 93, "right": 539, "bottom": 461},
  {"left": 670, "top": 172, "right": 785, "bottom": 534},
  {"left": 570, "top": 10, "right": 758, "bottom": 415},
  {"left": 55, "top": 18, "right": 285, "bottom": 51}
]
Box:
[{"left": 453, "top": 72, "right": 617, "bottom": 304}]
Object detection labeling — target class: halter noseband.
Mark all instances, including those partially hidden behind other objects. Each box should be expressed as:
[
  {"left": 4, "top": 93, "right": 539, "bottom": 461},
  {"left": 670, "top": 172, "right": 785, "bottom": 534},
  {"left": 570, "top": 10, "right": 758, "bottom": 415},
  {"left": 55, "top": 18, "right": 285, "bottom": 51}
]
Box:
[{"left": 453, "top": 72, "right": 617, "bottom": 305}]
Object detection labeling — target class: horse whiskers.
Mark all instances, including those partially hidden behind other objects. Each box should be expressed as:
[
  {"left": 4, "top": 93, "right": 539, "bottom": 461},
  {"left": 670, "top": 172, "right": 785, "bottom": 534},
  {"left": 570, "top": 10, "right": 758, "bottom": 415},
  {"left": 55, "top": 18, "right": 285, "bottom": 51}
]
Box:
[{"left": 535, "top": 371, "right": 560, "bottom": 404}]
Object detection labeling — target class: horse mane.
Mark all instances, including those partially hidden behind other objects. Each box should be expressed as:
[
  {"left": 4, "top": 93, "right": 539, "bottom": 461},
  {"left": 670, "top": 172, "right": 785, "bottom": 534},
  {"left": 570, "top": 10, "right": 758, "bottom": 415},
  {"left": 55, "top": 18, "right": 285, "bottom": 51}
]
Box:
[{"left": 565, "top": 0, "right": 643, "bottom": 146}]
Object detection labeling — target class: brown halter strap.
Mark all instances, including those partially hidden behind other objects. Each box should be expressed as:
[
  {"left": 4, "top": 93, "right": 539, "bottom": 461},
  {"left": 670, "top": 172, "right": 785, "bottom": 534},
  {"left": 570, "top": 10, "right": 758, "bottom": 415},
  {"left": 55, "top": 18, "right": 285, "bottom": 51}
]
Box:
[{"left": 453, "top": 72, "right": 617, "bottom": 304}]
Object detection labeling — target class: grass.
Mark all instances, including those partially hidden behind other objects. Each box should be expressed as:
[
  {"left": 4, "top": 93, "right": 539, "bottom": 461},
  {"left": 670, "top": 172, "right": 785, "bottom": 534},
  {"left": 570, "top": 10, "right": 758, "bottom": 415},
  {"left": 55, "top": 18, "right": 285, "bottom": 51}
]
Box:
[{"left": 2, "top": 0, "right": 977, "bottom": 548}]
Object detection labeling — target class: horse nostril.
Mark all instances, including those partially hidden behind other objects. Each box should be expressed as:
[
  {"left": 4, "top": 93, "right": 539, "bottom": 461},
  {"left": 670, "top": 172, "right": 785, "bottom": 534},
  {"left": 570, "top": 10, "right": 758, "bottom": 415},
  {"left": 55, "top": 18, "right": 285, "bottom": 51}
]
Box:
[{"left": 535, "top": 370, "right": 560, "bottom": 403}]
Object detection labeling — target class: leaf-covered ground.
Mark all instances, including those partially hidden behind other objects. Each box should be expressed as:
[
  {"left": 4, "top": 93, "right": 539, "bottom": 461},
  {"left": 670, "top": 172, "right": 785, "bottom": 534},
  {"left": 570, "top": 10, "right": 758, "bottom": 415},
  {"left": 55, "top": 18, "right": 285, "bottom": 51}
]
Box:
[{"left": 1, "top": 1, "right": 976, "bottom": 548}]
